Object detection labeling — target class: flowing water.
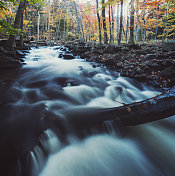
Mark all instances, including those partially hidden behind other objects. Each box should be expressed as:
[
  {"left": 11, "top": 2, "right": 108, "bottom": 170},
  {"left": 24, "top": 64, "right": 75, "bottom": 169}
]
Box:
[{"left": 1, "top": 46, "right": 175, "bottom": 176}]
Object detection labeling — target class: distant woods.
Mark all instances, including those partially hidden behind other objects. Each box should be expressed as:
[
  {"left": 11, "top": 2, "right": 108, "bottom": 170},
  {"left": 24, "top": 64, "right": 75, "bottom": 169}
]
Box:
[{"left": 0, "top": 0, "right": 175, "bottom": 47}]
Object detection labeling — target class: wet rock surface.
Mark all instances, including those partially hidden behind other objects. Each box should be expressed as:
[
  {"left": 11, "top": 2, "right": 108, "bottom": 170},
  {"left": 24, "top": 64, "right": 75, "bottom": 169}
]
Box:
[
  {"left": 0, "top": 40, "right": 30, "bottom": 68},
  {"left": 66, "top": 42, "right": 175, "bottom": 88}
]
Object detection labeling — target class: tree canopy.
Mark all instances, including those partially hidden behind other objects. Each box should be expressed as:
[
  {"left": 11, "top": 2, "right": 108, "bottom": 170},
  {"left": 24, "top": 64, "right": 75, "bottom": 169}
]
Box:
[{"left": 0, "top": 0, "right": 174, "bottom": 44}]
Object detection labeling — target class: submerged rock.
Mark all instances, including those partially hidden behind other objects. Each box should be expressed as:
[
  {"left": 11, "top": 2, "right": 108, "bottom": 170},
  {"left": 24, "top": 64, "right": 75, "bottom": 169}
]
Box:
[{"left": 63, "top": 55, "right": 75, "bottom": 60}]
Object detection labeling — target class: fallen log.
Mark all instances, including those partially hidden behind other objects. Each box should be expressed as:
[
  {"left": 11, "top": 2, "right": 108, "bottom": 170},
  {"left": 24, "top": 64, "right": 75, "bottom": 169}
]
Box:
[{"left": 58, "top": 86, "right": 175, "bottom": 130}]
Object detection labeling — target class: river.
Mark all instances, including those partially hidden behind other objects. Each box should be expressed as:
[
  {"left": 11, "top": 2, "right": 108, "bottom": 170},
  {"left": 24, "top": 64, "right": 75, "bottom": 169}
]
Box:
[{"left": 0, "top": 46, "right": 175, "bottom": 176}]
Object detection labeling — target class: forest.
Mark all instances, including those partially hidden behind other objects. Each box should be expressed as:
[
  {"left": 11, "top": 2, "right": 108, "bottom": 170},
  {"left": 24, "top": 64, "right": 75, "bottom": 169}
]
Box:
[{"left": 0, "top": 0, "right": 175, "bottom": 46}]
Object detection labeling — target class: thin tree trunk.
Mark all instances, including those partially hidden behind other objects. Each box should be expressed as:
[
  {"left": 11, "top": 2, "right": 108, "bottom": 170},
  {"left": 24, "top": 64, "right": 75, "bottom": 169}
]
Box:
[
  {"left": 125, "top": 3, "right": 129, "bottom": 43},
  {"left": 48, "top": 0, "right": 51, "bottom": 41},
  {"left": 129, "top": 0, "right": 135, "bottom": 45},
  {"left": 77, "top": 1, "right": 85, "bottom": 42},
  {"left": 6, "top": 0, "right": 26, "bottom": 50},
  {"left": 155, "top": 5, "right": 159, "bottom": 41},
  {"left": 102, "top": 0, "right": 108, "bottom": 44},
  {"left": 135, "top": 0, "right": 139, "bottom": 41},
  {"left": 118, "top": 0, "right": 123, "bottom": 45},
  {"left": 73, "top": 1, "right": 84, "bottom": 42},
  {"left": 165, "top": 0, "right": 169, "bottom": 41},
  {"left": 111, "top": 5, "right": 114, "bottom": 43},
  {"left": 19, "top": 9, "right": 24, "bottom": 48},
  {"left": 116, "top": 3, "right": 120, "bottom": 42},
  {"left": 109, "top": 5, "right": 112, "bottom": 43},
  {"left": 142, "top": 0, "right": 146, "bottom": 42},
  {"left": 37, "top": 11, "right": 40, "bottom": 41},
  {"left": 96, "top": 0, "right": 102, "bottom": 44}
]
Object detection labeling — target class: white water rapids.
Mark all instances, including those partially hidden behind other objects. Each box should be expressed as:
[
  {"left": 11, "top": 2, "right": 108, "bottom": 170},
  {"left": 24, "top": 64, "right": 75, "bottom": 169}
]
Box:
[{"left": 1, "top": 46, "right": 175, "bottom": 176}]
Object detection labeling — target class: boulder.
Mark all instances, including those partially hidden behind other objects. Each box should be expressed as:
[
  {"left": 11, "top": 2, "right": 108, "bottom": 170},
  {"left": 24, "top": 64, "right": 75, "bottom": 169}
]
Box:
[
  {"left": 16, "top": 50, "right": 25, "bottom": 57},
  {"left": 160, "top": 65, "right": 175, "bottom": 78},
  {"left": 162, "top": 40, "right": 175, "bottom": 51},
  {"left": 63, "top": 54, "right": 75, "bottom": 60}
]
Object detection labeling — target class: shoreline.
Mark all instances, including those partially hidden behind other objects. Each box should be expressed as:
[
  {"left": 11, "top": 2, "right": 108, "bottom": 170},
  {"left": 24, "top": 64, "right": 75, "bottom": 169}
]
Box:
[
  {"left": 0, "top": 41, "right": 175, "bottom": 89},
  {"left": 66, "top": 42, "right": 175, "bottom": 89}
]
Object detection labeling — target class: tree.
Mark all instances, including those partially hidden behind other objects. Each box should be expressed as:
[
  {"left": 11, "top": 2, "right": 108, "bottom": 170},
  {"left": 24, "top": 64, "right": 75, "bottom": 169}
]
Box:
[
  {"left": 96, "top": 0, "right": 102, "bottom": 44},
  {"left": 0, "top": 0, "right": 21, "bottom": 36},
  {"left": 116, "top": 2, "right": 120, "bottom": 42},
  {"left": 111, "top": 5, "right": 114, "bottom": 43},
  {"left": 102, "top": 0, "right": 108, "bottom": 44},
  {"left": 128, "top": 0, "right": 134, "bottom": 44},
  {"left": 118, "top": 0, "right": 123, "bottom": 45},
  {"left": 109, "top": 3, "right": 112, "bottom": 43},
  {"left": 6, "top": 0, "right": 26, "bottom": 50}
]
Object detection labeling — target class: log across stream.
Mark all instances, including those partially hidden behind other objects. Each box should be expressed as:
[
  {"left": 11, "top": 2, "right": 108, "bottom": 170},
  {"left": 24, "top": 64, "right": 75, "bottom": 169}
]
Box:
[{"left": 0, "top": 46, "right": 175, "bottom": 176}]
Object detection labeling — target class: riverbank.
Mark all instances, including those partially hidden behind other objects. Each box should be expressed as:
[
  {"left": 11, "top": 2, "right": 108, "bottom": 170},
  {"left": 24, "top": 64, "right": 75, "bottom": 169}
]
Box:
[
  {"left": 0, "top": 40, "right": 175, "bottom": 88},
  {"left": 0, "top": 40, "right": 29, "bottom": 68},
  {"left": 66, "top": 41, "right": 175, "bottom": 88}
]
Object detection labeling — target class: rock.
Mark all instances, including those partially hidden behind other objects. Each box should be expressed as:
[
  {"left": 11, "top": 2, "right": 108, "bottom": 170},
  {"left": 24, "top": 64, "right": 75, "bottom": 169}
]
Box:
[
  {"left": 171, "top": 60, "right": 175, "bottom": 66},
  {"left": 7, "top": 57, "right": 16, "bottom": 62},
  {"left": 58, "top": 53, "right": 63, "bottom": 58},
  {"left": 63, "top": 54, "right": 75, "bottom": 60},
  {"left": 114, "top": 54, "right": 121, "bottom": 61},
  {"left": 162, "top": 40, "right": 175, "bottom": 51},
  {"left": 151, "top": 63, "right": 159, "bottom": 69},
  {"left": 60, "top": 47, "right": 67, "bottom": 51},
  {"left": 157, "top": 54, "right": 169, "bottom": 59},
  {"left": 135, "top": 49, "right": 148, "bottom": 55},
  {"left": 104, "top": 45, "right": 120, "bottom": 54},
  {"left": 116, "top": 62, "right": 123, "bottom": 67},
  {"left": 37, "top": 41, "right": 48, "bottom": 46},
  {"left": 16, "top": 50, "right": 25, "bottom": 57},
  {"left": 167, "top": 51, "right": 175, "bottom": 57},
  {"left": 142, "top": 66, "right": 150, "bottom": 72},
  {"left": 128, "top": 44, "right": 141, "bottom": 49},
  {"left": 26, "top": 81, "right": 47, "bottom": 88},
  {"left": 146, "top": 54, "right": 156, "bottom": 59},
  {"left": 53, "top": 47, "right": 61, "bottom": 50},
  {"left": 121, "top": 47, "right": 130, "bottom": 52},
  {"left": 105, "top": 58, "right": 115, "bottom": 65},
  {"left": 162, "top": 60, "right": 172, "bottom": 67},
  {"left": 160, "top": 65, "right": 175, "bottom": 78},
  {"left": 80, "top": 53, "right": 90, "bottom": 59}
]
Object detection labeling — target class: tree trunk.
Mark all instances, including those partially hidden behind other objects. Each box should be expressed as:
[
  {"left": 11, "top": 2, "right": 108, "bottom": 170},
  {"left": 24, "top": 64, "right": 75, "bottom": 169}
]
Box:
[
  {"left": 59, "top": 87, "right": 175, "bottom": 131},
  {"left": 116, "top": 3, "right": 120, "bottom": 42},
  {"left": 37, "top": 11, "right": 40, "bottom": 41},
  {"left": 125, "top": 3, "right": 129, "bottom": 43},
  {"left": 155, "top": 5, "right": 159, "bottom": 41},
  {"left": 128, "top": 0, "right": 135, "bottom": 45},
  {"left": 102, "top": 0, "right": 108, "bottom": 44},
  {"left": 48, "top": 0, "right": 51, "bottom": 41},
  {"left": 73, "top": 1, "right": 84, "bottom": 42},
  {"left": 118, "top": 0, "right": 123, "bottom": 45},
  {"left": 109, "top": 5, "right": 112, "bottom": 43},
  {"left": 135, "top": 0, "right": 139, "bottom": 41},
  {"left": 6, "top": 0, "right": 26, "bottom": 50},
  {"left": 77, "top": 1, "right": 85, "bottom": 42},
  {"left": 96, "top": 0, "right": 102, "bottom": 44},
  {"left": 111, "top": 5, "right": 114, "bottom": 43},
  {"left": 142, "top": 0, "right": 146, "bottom": 41},
  {"left": 19, "top": 9, "right": 24, "bottom": 48}
]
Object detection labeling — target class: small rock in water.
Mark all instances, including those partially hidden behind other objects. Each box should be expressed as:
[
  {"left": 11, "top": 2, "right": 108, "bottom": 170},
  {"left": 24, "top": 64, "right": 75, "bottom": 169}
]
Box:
[
  {"left": 58, "top": 53, "right": 63, "bottom": 58},
  {"left": 16, "top": 50, "right": 25, "bottom": 57},
  {"left": 63, "top": 55, "right": 75, "bottom": 60}
]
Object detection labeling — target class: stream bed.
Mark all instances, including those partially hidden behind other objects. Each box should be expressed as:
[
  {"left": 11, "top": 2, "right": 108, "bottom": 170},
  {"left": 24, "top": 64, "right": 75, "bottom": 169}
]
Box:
[{"left": 0, "top": 46, "right": 175, "bottom": 176}]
